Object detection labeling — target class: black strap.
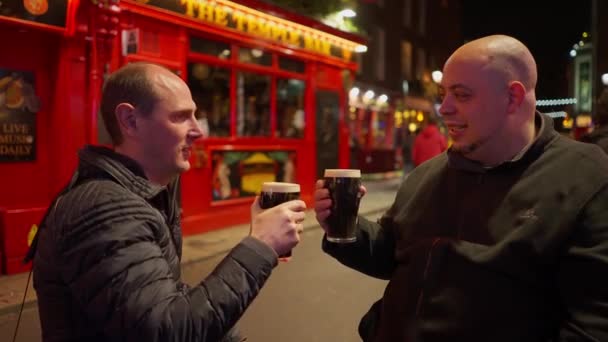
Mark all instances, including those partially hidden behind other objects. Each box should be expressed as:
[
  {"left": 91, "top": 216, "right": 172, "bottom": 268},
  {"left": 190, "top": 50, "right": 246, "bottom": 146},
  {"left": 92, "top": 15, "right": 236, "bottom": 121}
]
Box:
[{"left": 23, "top": 170, "right": 80, "bottom": 263}]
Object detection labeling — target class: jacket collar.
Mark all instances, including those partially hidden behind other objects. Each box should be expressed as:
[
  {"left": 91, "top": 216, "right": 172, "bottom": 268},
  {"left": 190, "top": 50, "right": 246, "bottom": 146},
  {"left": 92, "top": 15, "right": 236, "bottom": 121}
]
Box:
[
  {"left": 447, "top": 112, "right": 559, "bottom": 173},
  {"left": 77, "top": 145, "right": 166, "bottom": 200}
]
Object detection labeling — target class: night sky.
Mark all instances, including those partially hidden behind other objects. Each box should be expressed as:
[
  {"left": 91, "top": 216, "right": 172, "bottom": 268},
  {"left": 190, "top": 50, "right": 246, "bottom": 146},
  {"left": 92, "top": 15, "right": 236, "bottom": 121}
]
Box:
[{"left": 461, "top": 0, "right": 592, "bottom": 100}]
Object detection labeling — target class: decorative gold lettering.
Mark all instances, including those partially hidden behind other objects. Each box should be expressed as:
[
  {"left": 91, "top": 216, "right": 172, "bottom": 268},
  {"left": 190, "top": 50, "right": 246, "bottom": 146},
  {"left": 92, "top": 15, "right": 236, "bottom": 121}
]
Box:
[
  {"left": 0, "top": 135, "right": 29, "bottom": 144},
  {"left": 271, "top": 24, "right": 287, "bottom": 43},
  {"left": 0, "top": 145, "right": 32, "bottom": 156},
  {"left": 2, "top": 123, "right": 28, "bottom": 134},
  {"left": 232, "top": 10, "right": 246, "bottom": 31},
  {"left": 303, "top": 34, "right": 315, "bottom": 50},
  {"left": 288, "top": 30, "right": 301, "bottom": 46},
  {"left": 215, "top": 6, "right": 228, "bottom": 26},
  {"left": 319, "top": 40, "right": 331, "bottom": 55},
  {"left": 342, "top": 48, "right": 352, "bottom": 61},
  {"left": 180, "top": 0, "right": 197, "bottom": 18},
  {"left": 257, "top": 20, "right": 271, "bottom": 39},
  {"left": 198, "top": 2, "right": 214, "bottom": 22},
  {"left": 177, "top": 1, "right": 342, "bottom": 58},
  {"left": 246, "top": 15, "right": 258, "bottom": 35}
]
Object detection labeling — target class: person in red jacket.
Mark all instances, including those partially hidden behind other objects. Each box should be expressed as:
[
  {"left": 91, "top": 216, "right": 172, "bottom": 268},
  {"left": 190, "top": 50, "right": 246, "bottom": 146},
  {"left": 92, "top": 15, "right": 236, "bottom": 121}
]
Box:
[{"left": 411, "top": 117, "right": 447, "bottom": 166}]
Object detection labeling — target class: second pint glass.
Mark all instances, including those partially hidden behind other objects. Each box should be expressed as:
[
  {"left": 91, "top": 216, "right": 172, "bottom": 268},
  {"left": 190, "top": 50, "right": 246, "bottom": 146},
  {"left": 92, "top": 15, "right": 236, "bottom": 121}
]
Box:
[{"left": 324, "top": 169, "right": 361, "bottom": 243}]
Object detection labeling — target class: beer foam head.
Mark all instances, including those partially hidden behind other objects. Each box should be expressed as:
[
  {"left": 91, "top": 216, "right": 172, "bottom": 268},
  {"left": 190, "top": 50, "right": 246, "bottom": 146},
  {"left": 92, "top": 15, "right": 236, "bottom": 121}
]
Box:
[
  {"left": 324, "top": 169, "right": 361, "bottom": 178},
  {"left": 261, "top": 182, "right": 300, "bottom": 193}
]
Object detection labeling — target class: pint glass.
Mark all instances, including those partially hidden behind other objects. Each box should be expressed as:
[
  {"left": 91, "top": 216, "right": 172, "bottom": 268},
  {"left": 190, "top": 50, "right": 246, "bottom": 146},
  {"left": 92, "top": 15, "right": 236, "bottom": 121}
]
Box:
[
  {"left": 259, "top": 182, "right": 301, "bottom": 257},
  {"left": 323, "top": 169, "right": 361, "bottom": 243}
]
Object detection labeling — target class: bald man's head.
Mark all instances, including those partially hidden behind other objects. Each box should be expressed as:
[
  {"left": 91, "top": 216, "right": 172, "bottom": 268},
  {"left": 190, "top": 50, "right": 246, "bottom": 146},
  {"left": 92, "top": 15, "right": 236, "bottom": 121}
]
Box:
[
  {"left": 449, "top": 35, "right": 537, "bottom": 92},
  {"left": 101, "top": 62, "right": 173, "bottom": 145}
]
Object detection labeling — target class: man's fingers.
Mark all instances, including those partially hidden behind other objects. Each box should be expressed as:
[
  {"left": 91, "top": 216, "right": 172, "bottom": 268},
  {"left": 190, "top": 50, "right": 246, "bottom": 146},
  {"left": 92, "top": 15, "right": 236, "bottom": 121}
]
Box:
[
  {"left": 315, "top": 209, "right": 330, "bottom": 222},
  {"left": 315, "top": 179, "right": 325, "bottom": 189},
  {"left": 250, "top": 196, "right": 262, "bottom": 214},
  {"left": 359, "top": 185, "right": 367, "bottom": 197},
  {"left": 314, "top": 198, "right": 332, "bottom": 212},
  {"left": 290, "top": 211, "right": 306, "bottom": 224},
  {"left": 279, "top": 199, "right": 307, "bottom": 211},
  {"left": 313, "top": 188, "right": 330, "bottom": 201}
]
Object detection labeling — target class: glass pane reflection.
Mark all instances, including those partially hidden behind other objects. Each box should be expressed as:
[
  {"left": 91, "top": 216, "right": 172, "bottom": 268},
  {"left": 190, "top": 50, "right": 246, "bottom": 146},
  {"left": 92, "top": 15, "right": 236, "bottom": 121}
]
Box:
[
  {"left": 188, "top": 62, "right": 231, "bottom": 137},
  {"left": 238, "top": 47, "right": 272, "bottom": 66},
  {"left": 237, "top": 72, "right": 271, "bottom": 137},
  {"left": 276, "top": 78, "right": 305, "bottom": 138}
]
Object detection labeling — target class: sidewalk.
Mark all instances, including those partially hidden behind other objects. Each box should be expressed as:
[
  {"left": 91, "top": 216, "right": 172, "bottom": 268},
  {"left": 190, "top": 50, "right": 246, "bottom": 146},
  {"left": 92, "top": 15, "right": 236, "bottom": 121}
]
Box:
[{"left": 0, "top": 177, "right": 402, "bottom": 316}]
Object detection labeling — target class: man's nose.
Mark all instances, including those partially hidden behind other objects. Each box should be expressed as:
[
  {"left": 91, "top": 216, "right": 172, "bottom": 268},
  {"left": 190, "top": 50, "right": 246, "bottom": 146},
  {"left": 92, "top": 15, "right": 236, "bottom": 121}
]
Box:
[
  {"left": 439, "top": 98, "right": 455, "bottom": 116},
  {"left": 190, "top": 118, "right": 204, "bottom": 140}
]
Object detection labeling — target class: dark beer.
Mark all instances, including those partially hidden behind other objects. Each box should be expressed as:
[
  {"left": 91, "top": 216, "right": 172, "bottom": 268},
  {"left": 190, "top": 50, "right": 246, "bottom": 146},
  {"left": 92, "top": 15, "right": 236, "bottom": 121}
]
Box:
[
  {"left": 259, "top": 182, "right": 301, "bottom": 258},
  {"left": 259, "top": 183, "right": 300, "bottom": 209},
  {"left": 324, "top": 169, "right": 361, "bottom": 243}
]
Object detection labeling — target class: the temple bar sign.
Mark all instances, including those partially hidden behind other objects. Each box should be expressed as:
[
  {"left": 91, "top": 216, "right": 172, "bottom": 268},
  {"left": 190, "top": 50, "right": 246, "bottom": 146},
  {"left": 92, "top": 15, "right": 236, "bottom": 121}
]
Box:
[{"left": 136, "top": 0, "right": 356, "bottom": 61}]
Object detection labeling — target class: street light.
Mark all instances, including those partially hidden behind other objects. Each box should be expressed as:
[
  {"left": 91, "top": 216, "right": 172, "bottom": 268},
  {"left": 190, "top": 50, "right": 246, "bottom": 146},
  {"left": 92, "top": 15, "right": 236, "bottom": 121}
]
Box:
[
  {"left": 602, "top": 73, "right": 608, "bottom": 86},
  {"left": 431, "top": 70, "right": 443, "bottom": 84},
  {"left": 355, "top": 45, "right": 368, "bottom": 53},
  {"left": 377, "top": 94, "right": 388, "bottom": 104},
  {"left": 339, "top": 9, "right": 356, "bottom": 18}
]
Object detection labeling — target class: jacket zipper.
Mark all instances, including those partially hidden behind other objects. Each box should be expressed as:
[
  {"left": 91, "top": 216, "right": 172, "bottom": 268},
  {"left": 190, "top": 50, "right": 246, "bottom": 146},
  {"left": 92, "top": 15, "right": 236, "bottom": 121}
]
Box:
[{"left": 414, "top": 237, "right": 442, "bottom": 318}]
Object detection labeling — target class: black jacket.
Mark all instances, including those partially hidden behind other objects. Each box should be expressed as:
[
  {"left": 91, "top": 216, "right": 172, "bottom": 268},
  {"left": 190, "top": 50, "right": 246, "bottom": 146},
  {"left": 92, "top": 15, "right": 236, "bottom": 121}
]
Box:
[
  {"left": 324, "top": 114, "right": 608, "bottom": 341},
  {"left": 581, "top": 125, "right": 608, "bottom": 155},
  {"left": 32, "top": 145, "right": 277, "bottom": 341}
]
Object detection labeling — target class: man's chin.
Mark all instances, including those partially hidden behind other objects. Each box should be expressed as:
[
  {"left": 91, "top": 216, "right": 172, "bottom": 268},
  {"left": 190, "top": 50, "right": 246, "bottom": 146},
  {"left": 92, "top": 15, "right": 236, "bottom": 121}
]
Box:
[
  {"left": 451, "top": 143, "right": 476, "bottom": 155},
  {"left": 177, "top": 161, "right": 191, "bottom": 173}
]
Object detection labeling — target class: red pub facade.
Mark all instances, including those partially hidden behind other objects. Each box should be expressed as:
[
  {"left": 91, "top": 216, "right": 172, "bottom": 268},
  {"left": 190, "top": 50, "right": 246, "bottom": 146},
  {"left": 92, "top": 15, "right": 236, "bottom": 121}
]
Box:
[{"left": 0, "top": 0, "right": 365, "bottom": 274}]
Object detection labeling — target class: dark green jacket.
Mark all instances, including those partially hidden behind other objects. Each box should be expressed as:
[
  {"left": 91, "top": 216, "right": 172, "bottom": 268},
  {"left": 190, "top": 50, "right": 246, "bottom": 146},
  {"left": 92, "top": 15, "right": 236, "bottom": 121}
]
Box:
[
  {"left": 324, "top": 114, "right": 608, "bottom": 341},
  {"left": 33, "top": 145, "right": 276, "bottom": 341}
]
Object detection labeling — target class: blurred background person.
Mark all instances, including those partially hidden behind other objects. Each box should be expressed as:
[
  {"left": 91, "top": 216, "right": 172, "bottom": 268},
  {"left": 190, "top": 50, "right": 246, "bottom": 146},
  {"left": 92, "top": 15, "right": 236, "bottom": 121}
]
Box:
[
  {"left": 411, "top": 116, "right": 447, "bottom": 166},
  {"left": 581, "top": 88, "right": 608, "bottom": 154}
]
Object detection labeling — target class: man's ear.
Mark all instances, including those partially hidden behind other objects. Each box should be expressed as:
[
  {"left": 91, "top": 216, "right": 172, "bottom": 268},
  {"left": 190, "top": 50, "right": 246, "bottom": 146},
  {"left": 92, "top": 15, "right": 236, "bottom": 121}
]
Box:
[
  {"left": 507, "top": 81, "right": 526, "bottom": 113},
  {"left": 115, "top": 103, "right": 137, "bottom": 137}
]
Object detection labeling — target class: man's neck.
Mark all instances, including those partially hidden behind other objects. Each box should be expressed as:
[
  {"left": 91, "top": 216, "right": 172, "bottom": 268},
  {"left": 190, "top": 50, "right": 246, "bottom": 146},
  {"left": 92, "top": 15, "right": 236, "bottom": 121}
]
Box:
[
  {"left": 114, "top": 145, "right": 171, "bottom": 186},
  {"left": 471, "top": 119, "right": 537, "bottom": 168}
]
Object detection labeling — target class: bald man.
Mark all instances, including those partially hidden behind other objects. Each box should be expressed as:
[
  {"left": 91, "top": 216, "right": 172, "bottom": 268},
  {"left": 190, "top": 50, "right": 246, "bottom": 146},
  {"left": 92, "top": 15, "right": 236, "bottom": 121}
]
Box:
[
  {"left": 315, "top": 35, "right": 608, "bottom": 341},
  {"left": 29, "top": 63, "right": 306, "bottom": 341}
]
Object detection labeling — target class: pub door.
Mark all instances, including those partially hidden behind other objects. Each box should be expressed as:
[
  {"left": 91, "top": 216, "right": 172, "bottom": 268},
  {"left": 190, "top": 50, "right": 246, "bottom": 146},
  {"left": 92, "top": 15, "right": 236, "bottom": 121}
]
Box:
[{"left": 315, "top": 90, "right": 340, "bottom": 178}]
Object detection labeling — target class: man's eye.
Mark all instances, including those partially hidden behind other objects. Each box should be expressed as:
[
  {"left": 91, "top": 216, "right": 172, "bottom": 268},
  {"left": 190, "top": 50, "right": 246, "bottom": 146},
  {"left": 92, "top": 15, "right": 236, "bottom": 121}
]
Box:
[
  {"left": 172, "top": 113, "right": 190, "bottom": 122},
  {"left": 454, "top": 93, "right": 470, "bottom": 100}
]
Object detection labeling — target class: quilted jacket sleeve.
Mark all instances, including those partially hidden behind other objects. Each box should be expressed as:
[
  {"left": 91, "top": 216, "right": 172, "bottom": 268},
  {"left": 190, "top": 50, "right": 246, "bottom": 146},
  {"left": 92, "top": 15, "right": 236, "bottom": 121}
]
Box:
[{"left": 56, "top": 184, "right": 277, "bottom": 342}]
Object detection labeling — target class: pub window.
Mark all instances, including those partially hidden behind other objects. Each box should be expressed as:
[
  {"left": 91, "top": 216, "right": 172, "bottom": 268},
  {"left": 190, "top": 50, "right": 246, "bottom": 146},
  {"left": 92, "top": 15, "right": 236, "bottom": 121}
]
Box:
[
  {"left": 236, "top": 72, "right": 271, "bottom": 137},
  {"left": 278, "top": 57, "right": 305, "bottom": 73},
  {"left": 238, "top": 47, "right": 272, "bottom": 66},
  {"left": 187, "top": 62, "right": 231, "bottom": 137},
  {"left": 372, "top": 110, "right": 389, "bottom": 148},
  {"left": 190, "top": 36, "right": 232, "bottom": 59},
  {"left": 276, "top": 78, "right": 305, "bottom": 138}
]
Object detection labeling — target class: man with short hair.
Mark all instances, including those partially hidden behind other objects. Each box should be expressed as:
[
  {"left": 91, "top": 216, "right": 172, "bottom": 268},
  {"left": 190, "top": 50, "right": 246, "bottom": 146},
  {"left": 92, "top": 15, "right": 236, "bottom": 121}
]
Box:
[
  {"left": 314, "top": 35, "right": 608, "bottom": 341},
  {"left": 29, "top": 62, "right": 306, "bottom": 341}
]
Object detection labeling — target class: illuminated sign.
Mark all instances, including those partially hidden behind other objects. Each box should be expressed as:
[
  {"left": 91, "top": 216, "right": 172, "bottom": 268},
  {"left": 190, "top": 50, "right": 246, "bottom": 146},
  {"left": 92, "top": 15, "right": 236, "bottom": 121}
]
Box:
[
  {"left": 211, "top": 150, "right": 296, "bottom": 201},
  {"left": 0, "top": 0, "right": 67, "bottom": 27},
  {"left": 0, "top": 69, "right": 40, "bottom": 162},
  {"left": 132, "top": 0, "right": 361, "bottom": 61},
  {"left": 576, "top": 114, "right": 592, "bottom": 128}
]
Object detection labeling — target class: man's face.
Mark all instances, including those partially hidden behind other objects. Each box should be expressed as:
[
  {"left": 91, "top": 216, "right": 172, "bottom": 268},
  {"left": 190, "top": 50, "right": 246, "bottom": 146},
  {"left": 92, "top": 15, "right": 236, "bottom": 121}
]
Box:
[
  {"left": 438, "top": 56, "right": 510, "bottom": 159},
  {"left": 137, "top": 71, "right": 202, "bottom": 180}
]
